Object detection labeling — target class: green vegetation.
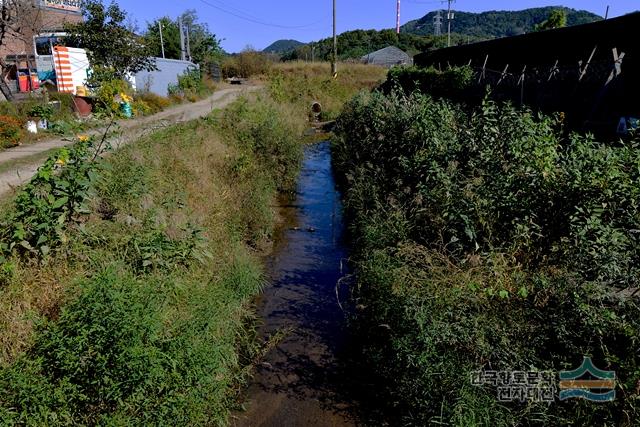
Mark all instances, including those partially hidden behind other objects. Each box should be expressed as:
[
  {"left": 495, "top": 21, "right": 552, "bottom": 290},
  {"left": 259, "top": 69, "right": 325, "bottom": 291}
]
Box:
[
  {"left": 0, "top": 87, "right": 306, "bottom": 423},
  {"left": 381, "top": 65, "right": 474, "bottom": 100},
  {"left": 283, "top": 30, "right": 435, "bottom": 61},
  {"left": 263, "top": 39, "right": 305, "bottom": 55},
  {"left": 275, "top": 7, "right": 601, "bottom": 63},
  {"left": 0, "top": 61, "right": 383, "bottom": 424},
  {"left": 0, "top": 115, "right": 22, "bottom": 148},
  {"left": 267, "top": 62, "right": 387, "bottom": 121},
  {"left": 222, "top": 49, "right": 273, "bottom": 79},
  {"left": 64, "top": 0, "right": 155, "bottom": 77},
  {"left": 333, "top": 86, "right": 640, "bottom": 424},
  {"left": 402, "top": 6, "right": 601, "bottom": 39},
  {"left": 144, "top": 10, "right": 223, "bottom": 66},
  {"left": 535, "top": 8, "right": 568, "bottom": 31}
]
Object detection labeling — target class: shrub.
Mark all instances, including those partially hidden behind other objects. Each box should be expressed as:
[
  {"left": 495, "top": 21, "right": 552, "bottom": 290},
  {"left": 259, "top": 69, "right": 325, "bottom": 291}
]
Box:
[
  {"left": 1, "top": 136, "right": 105, "bottom": 257},
  {"left": 0, "top": 115, "right": 23, "bottom": 148},
  {"left": 168, "top": 68, "right": 207, "bottom": 99},
  {"left": 333, "top": 90, "right": 640, "bottom": 425},
  {"left": 222, "top": 49, "right": 271, "bottom": 78},
  {"left": 135, "top": 92, "right": 171, "bottom": 114},
  {"left": 380, "top": 65, "right": 475, "bottom": 101}
]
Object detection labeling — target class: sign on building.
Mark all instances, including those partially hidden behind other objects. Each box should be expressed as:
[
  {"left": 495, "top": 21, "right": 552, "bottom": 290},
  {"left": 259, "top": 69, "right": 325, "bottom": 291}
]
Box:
[{"left": 41, "top": 0, "right": 82, "bottom": 13}]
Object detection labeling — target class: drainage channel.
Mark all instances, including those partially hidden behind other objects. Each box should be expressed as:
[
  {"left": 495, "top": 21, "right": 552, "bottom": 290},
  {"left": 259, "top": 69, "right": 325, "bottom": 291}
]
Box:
[{"left": 233, "top": 141, "right": 361, "bottom": 427}]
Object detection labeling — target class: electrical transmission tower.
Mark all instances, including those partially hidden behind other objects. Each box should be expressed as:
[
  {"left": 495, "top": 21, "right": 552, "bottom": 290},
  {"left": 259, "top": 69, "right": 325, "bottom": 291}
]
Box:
[{"left": 433, "top": 10, "right": 443, "bottom": 36}]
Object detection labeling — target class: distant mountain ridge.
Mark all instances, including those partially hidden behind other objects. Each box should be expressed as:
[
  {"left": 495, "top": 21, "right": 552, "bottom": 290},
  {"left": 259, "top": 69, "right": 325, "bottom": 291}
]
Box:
[
  {"left": 401, "top": 6, "right": 602, "bottom": 38},
  {"left": 263, "top": 39, "right": 304, "bottom": 54}
]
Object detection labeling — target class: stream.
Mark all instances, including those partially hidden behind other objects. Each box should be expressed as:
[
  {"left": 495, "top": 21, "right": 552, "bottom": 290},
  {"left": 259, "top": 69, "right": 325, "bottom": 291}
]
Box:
[{"left": 233, "top": 141, "right": 362, "bottom": 426}]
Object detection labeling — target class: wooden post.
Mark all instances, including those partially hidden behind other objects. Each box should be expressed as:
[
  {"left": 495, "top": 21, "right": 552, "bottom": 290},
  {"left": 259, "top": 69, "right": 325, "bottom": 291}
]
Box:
[
  {"left": 518, "top": 65, "right": 527, "bottom": 105},
  {"left": 548, "top": 60, "right": 559, "bottom": 82},
  {"left": 497, "top": 64, "right": 509, "bottom": 85},
  {"left": 478, "top": 54, "right": 488, "bottom": 84},
  {"left": 605, "top": 48, "right": 625, "bottom": 86},
  {"left": 579, "top": 46, "right": 598, "bottom": 82}
]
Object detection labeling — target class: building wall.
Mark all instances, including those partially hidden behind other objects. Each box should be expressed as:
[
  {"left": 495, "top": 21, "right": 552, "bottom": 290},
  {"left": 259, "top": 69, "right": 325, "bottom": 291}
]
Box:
[
  {"left": 134, "top": 59, "right": 198, "bottom": 97},
  {"left": 0, "top": 0, "right": 82, "bottom": 59}
]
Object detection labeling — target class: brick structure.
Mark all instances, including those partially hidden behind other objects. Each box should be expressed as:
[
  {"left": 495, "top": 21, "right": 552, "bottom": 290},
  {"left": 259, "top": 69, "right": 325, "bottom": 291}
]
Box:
[{"left": 0, "top": 0, "right": 82, "bottom": 60}]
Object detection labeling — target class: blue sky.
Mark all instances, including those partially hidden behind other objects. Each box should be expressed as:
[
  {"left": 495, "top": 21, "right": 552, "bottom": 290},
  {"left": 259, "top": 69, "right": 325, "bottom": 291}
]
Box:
[{"left": 117, "top": 1, "right": 639, "bottom": 52}]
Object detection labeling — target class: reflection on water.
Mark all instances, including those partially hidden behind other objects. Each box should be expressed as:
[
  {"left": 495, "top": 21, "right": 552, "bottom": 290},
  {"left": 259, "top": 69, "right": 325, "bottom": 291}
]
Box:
[{"left": 234, "top": 141, "right": 360, "bottom": 427}]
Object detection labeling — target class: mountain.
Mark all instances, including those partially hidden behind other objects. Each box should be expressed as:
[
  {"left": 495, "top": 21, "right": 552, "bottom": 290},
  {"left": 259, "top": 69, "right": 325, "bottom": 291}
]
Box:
[
  {"left": 263, "top": 39, "right": 305, "bottom": 54},
  {"left": 401, "top": 7, "right": 602, "bottom": 38}
]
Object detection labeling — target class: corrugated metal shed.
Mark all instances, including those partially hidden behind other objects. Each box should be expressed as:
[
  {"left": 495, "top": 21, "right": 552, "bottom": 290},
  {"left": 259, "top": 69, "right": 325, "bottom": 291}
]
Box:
[
  {"left": 134, "top": 58, "right": 198, "bottom": 97},
  {"left": 362, "top": 46, "right": 412, "bottom": 68}
]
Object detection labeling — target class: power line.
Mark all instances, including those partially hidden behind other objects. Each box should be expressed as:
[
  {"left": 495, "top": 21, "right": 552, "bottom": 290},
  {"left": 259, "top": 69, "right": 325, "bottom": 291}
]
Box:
[{"left": 198, "top": 0, "right": 331, "bottom": 30}]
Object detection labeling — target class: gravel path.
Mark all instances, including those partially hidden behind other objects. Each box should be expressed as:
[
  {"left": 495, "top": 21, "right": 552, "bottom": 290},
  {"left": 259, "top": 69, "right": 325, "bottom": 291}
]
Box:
[{"left": 0, "top": 85, "right": 260, "bottom": 198}]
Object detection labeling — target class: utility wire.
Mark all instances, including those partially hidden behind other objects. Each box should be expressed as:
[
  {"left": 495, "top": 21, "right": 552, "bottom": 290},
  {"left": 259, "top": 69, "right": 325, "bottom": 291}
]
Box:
[{"left": 198, "top": 0, "right": 331, "bottom": 30}]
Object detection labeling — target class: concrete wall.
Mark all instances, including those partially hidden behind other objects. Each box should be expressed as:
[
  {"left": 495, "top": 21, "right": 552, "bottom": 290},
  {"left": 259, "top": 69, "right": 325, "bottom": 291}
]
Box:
[{"left": 133, "top": 58, "right": 198, "bottom": 97}]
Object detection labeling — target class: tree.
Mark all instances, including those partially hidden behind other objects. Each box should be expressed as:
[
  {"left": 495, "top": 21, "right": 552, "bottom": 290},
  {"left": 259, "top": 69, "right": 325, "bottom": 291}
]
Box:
[
  {"left": 144, "top": 10, "right": 222, "bottom": 66},
  {"left": 63, "top": 0, "right": 155, "bottom": 78},
  {"left": 0, "top": 0, "right": 41, "bottom": 99},
  {"left": 534, "top": 9, "right": 568, "bottom": 31}
]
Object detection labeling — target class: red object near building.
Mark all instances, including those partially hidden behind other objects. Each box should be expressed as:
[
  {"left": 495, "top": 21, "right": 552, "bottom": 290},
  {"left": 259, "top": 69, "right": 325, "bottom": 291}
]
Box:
[
  {"left": 30, "top": 74, "right": 40, "bottom": 90},
  {"left": 18, "top": 75, "right": 30, "bottom": 92}
]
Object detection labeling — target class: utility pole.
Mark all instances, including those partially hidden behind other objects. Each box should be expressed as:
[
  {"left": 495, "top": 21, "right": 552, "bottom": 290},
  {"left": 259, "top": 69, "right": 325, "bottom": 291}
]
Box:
[
  {"left": 396, "top": 0, "right": 401, "bottom": 34},
  {"left": 178, "top": 16, "right": 186, "bottom": 61},
  {"left": 158, "top": 21, "right": 165, "bottom": 59},
  {"left": 332, "top": 0, "right": 337, "bottom": 77},
  {"left": 605, "top": 5, "right": 610, "bottom": 20},
  {"left": 447, "top": 0, "right": 454, "bottom": 47},
  {"left": 186, "top": 25, "right": 192, "bottom": 62}
]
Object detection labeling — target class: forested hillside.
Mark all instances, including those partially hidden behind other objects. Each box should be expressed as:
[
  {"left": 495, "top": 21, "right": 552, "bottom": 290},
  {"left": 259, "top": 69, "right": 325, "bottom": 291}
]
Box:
[
  {"left": 276, "top": 7, "right": 602, "bottom": 62},
  {"left": 402, "top": 7, "right": 601, "bottom": 38},
  {"left": 263, "top": 39, "right": 304, "bottom": 54}
]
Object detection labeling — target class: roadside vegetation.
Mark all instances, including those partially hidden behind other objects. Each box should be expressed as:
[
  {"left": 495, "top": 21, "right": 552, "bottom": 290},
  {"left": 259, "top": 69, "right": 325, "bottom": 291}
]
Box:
[
  {"left": 0, "top": 61, "right": 385, "bottom": 424},
  {"left": 333, "top": 75, "right": 640, "bottom": 425}
]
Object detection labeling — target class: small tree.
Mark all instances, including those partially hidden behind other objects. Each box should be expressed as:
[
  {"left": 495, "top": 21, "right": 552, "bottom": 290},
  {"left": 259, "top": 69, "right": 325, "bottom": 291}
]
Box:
[
  {"left": 144, "top": 10, "right": 223, "bottom": 66},
  {"left": 63, "top": 0, "right": 155, "bottom": 78},
  {"left": 535, "top": 9, "right": 568, "bottom": 31}
]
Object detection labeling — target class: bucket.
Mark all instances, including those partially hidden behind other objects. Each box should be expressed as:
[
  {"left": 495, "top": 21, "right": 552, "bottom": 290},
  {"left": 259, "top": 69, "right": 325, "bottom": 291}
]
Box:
[
  {"left": 18, "top": 75, "right": 30, "bottom": 92},
  {"left": 120, "top": 102, "right": 132, "bottom": 118},
  {"left": 30, "top": 75, "right": 40, "bottom": 90}
]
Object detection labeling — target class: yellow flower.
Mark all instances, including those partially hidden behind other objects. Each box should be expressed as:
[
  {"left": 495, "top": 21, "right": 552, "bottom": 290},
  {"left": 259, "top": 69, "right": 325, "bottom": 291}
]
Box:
[
  {"left": 77, "top": 134, "right": 90, "bottom": 142},
  {"left": 55, "top": 158, "right": 66, "bottom": 166}
]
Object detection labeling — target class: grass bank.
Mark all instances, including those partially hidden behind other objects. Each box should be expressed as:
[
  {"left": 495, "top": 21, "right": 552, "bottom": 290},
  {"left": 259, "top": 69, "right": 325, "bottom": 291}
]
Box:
[
  {"left": 0, "top": 93, "right": 303, "bottom": 424},
  {"left": 333, "top": 88, "right": 640, "bottom": 425},
  {"left": 0, "top": 62, "right": 385, "bottom": 424}
]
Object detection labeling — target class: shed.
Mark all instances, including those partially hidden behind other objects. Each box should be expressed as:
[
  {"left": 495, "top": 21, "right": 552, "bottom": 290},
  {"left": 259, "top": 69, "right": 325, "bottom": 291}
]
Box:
[{"left": 362, "top": 46, "right": 412, "bottom": 68}]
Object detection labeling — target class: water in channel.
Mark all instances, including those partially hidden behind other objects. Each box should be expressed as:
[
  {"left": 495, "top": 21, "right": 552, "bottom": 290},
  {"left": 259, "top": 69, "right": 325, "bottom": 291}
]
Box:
[{"left": 233, "top": 141, "right": 362, "bottom": 426}]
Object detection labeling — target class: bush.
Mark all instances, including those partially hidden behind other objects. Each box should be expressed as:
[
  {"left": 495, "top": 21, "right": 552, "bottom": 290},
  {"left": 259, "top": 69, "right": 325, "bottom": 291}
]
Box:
[
  {"left": 135, "top": 92, "right": 171, "bottom": 114},
  {"left": 168, "top": 68, "right": 207, "bottom": 100},
  {"left": 222, "top": 49, "right": 271, "bottom": 78},
  {"left": 0, "top": 115, "right": 23, "bottom": 148},
  {"left": 380, "top": 65, "right": 474, "bottom": 101},
  {"left": 333, "top": 90, "right": 640, "bottom": 425}
]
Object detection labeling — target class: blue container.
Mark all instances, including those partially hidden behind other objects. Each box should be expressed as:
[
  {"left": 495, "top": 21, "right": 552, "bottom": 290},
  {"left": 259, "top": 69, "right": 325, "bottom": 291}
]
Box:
[{"left": 120, "top": 102, "right": 133, "bottom": 118}]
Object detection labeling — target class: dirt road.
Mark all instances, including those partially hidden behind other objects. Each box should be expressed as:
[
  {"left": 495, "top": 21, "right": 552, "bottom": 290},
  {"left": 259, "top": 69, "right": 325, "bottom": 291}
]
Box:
[{"left": 0, "top": 86, "right": 260, "bottom": 198}]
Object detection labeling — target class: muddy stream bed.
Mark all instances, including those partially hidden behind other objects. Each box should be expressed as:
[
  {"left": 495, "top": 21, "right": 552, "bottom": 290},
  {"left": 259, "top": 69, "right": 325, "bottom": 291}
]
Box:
[{"left": 233, "top": 141, "right": 368, "bottom": 426}]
